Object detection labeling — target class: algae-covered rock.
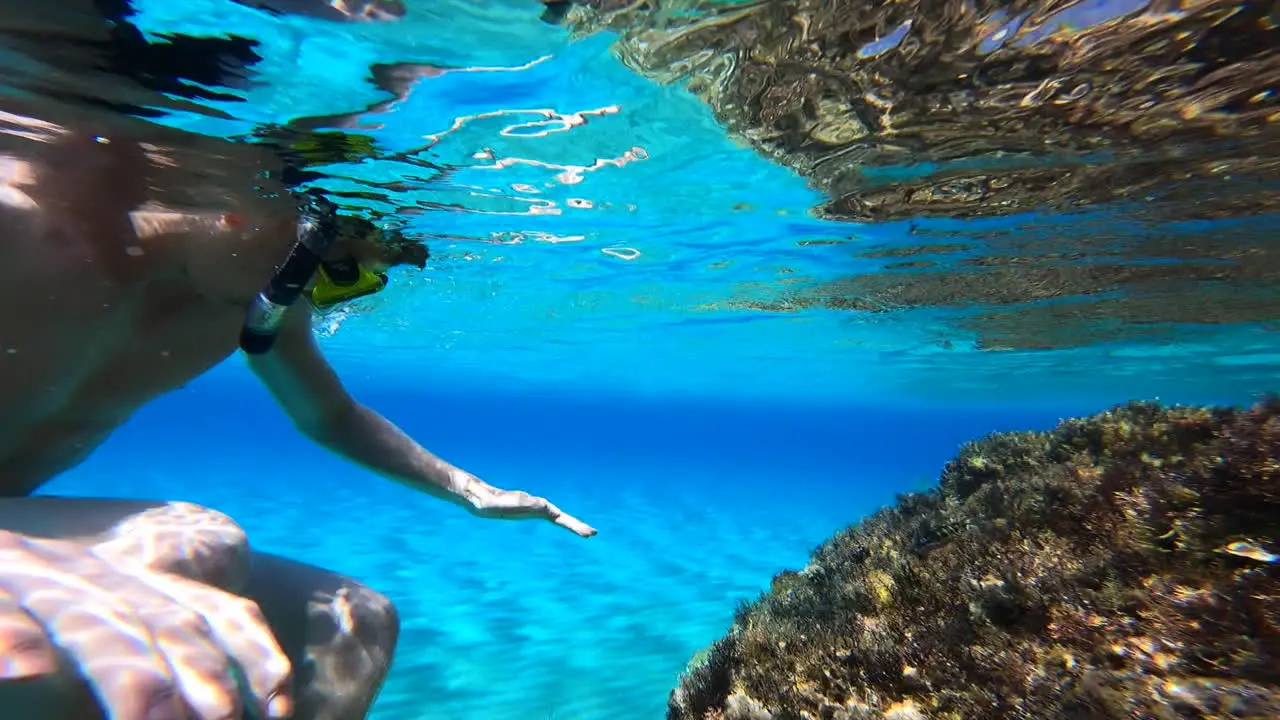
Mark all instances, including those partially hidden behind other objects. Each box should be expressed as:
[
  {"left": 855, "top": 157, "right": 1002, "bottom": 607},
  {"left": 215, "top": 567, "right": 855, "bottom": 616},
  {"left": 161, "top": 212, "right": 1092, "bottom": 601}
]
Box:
[{"left": 669, "top": 399, "right": 1280, "bottom": 720}]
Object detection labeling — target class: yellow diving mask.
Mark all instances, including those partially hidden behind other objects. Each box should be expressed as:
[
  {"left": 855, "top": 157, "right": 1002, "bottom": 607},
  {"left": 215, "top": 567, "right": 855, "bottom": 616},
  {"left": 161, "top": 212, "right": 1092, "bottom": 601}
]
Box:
[{"left": 309, "top": 258, "right": 389, "bottom": 310}]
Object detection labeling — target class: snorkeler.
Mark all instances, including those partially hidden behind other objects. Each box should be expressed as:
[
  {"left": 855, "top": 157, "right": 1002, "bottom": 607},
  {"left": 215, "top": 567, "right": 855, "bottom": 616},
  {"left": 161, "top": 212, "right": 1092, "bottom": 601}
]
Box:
[{"left": 0, "top": 95, "right": 596, "bottom": 720}]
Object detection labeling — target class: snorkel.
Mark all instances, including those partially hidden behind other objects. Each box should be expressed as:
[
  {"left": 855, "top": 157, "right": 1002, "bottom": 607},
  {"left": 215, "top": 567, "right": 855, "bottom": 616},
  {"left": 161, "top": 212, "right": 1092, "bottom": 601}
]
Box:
[{"left": 239, "top": 190, "right": 339, "bottom": 354}]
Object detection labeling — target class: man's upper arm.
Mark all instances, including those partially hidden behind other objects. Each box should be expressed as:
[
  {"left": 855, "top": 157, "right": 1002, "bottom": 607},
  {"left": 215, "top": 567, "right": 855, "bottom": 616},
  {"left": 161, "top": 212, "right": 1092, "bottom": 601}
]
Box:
[{"left": 245, "top": 306, "right": 354, "bottom": 434}]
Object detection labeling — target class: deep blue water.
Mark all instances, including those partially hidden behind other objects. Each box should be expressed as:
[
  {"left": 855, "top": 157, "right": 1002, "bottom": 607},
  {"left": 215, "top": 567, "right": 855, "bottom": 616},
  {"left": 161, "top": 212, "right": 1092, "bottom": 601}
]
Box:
[{"left": 38, "top": 358, "right": 1176, "bottom": 719}]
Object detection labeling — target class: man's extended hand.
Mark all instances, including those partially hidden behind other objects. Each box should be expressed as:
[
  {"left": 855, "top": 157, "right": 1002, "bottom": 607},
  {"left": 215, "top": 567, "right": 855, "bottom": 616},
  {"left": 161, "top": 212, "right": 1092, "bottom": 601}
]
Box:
[{"left": 460, "top": 473, "right": 598, "bottom": 538}]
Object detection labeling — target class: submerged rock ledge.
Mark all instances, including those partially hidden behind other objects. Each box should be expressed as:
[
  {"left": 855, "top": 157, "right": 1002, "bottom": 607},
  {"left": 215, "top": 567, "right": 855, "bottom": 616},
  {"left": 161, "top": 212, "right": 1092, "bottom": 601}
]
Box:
[{"left": 669, "top": 399, "right": 1280, "bottom": 720}]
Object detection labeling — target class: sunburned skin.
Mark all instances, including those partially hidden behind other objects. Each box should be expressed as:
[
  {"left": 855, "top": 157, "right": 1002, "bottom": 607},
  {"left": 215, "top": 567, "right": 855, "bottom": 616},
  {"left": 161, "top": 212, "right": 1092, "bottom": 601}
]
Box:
[{"left": 0, "top": 98, "right": 595, "bottom": 720}]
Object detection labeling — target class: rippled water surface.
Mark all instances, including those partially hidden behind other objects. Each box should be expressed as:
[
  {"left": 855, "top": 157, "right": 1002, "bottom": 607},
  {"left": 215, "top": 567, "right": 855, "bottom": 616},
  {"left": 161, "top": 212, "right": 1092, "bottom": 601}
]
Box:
[{"left": 5, "top": 0, "right": 1273, "bottom": 406}]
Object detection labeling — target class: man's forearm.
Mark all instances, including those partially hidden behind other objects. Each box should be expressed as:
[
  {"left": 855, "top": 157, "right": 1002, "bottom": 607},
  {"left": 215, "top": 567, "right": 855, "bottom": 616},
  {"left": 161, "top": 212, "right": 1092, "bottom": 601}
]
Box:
[
  {"left": 306, "top": 402, "right": 482, "bottom": 512},
  {"left": 245, "top": 315, "right": 592, "bottom": 535}
]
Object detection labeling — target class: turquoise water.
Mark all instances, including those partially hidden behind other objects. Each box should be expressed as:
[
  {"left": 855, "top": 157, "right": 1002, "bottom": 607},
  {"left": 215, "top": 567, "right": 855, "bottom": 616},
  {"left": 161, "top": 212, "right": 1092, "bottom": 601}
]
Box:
[
  {"left": 9, "top": 0, "right": 1274, "bottom": 718},
  {"left": 43, "top": 368, "right": 1116, "bottom": 718}
]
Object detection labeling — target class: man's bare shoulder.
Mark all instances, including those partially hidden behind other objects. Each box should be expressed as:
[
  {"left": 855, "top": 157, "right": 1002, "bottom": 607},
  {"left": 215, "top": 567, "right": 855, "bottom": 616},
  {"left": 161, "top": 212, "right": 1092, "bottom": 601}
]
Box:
[
  {"left": 12, "top": 108, "right": 299, "bottom": 301},
  {"left": 0, "top": 104, "right": 301, "bottom": 379}
]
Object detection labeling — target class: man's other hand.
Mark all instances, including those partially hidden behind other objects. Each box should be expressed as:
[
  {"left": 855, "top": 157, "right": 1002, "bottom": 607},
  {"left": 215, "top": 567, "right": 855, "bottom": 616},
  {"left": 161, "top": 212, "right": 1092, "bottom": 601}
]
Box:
[{"left": 0, "top": 530, "right": 293, "bottom": 720}]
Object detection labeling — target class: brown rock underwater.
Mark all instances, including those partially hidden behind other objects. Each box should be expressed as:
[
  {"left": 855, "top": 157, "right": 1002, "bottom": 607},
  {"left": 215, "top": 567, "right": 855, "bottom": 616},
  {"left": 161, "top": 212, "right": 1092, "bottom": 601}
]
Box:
[{"left": 668, "top": 399, "right": 1280, "bottom": 720}]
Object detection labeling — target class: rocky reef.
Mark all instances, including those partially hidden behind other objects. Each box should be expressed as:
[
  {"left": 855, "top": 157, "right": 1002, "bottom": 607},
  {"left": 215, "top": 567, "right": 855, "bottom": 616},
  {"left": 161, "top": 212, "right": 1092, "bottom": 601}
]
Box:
[
  {"left": 668, "top": 398, "right": 1280, "bottom": 719},
  {"left": 562, "top": 0, "right": 1280, "bottom": 224}
]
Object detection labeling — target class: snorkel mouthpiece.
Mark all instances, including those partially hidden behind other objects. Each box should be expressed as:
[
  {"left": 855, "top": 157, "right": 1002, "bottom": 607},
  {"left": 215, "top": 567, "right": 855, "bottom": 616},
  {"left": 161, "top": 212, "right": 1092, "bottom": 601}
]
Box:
[
  {"left": 309, "top": 258, "right": 389, "bottom": 310},
  {"left": 239, "top": 191, "right": 338, "bottom": 355}
]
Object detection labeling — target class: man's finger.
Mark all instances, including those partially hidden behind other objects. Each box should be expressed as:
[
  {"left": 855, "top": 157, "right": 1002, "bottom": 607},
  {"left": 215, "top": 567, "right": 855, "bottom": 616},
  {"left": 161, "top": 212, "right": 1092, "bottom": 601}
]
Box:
[
  {"left": 0, "top": 536, "right": 190, "bottom": 719},
  {"left": 0, "top": 590, "right": 59, "bottom": 680},
  {"left": 11, "top": 539, "right": 247, "bottom": 720},
  {"left": 3, "top": 577, "right": 187, "bottom": 720},
  {"left": 72, "top": 551, "right": 255, "bottom": 720},
  {"left": 141, "top": 572, "right": 294, "bottom": 720},
  {"left": 554, "top": 513, "right": 597, "bottom": 537},
  {"left": 0, "top": 591, "right": 98, "bottom": 720},
  {"left": 134, "top": 603, "right": 241, "bottom": 720},
  {"left": 543, "top": 502, "right": 597, "bottom": 538}
]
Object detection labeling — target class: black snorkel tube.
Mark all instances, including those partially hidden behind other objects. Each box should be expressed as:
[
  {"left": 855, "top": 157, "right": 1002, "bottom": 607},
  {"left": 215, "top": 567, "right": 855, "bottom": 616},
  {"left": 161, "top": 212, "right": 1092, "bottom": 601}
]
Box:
[{"left": 238, "top": 189, "right": 339, "bottom": 354}]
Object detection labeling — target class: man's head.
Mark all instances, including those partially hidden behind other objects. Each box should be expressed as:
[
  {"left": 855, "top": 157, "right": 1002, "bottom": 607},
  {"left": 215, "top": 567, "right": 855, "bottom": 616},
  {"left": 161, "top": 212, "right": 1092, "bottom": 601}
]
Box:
[
  {"left": 328, "top": 215, "right": 429, "bottom": 272},
  {"left": 308, "top": 215, "right": 428, "bottom": 310}
]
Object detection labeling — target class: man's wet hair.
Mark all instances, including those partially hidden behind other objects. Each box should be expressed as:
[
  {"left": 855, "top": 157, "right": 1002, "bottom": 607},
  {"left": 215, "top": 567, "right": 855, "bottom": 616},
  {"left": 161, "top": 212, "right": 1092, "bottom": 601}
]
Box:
[{"left": 335, "top": 215, "right": 429, "bottom": 270}]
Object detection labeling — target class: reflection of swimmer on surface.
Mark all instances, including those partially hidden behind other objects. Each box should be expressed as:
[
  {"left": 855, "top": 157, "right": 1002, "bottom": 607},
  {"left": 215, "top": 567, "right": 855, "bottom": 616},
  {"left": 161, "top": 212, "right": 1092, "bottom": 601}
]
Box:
[
  {"left": 284, "top": 62, "right": 449, "bottom": 132},
  {"left": 0, "top": 33, "right": 596, "bottom": 720}
]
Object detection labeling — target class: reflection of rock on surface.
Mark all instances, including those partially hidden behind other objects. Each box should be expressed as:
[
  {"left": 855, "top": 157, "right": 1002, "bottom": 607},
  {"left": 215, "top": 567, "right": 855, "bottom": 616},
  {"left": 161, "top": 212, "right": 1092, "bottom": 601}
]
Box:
[
  {"left": 668, "top": 398, "right": 1280, "bottom": 720},
  {"left": 562, "top": 0, "right": 1280, "bottom": 223}
]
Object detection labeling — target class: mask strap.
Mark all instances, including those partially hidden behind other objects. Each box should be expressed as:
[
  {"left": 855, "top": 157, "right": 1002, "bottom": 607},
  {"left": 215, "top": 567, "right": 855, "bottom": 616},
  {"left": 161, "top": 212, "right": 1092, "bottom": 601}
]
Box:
[{"left": 239, "top": 190, "right": 337, "bottom": 354}]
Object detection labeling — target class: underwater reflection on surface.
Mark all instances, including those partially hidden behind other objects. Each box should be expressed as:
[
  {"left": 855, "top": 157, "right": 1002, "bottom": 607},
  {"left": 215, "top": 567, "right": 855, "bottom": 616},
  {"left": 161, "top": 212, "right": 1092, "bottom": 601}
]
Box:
[
  {"left": 0, "top": 0, "right": 1273, "bottom": 399},
  {"left": 554, "top": 0, "right": 1280, "bottom": 368}
]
